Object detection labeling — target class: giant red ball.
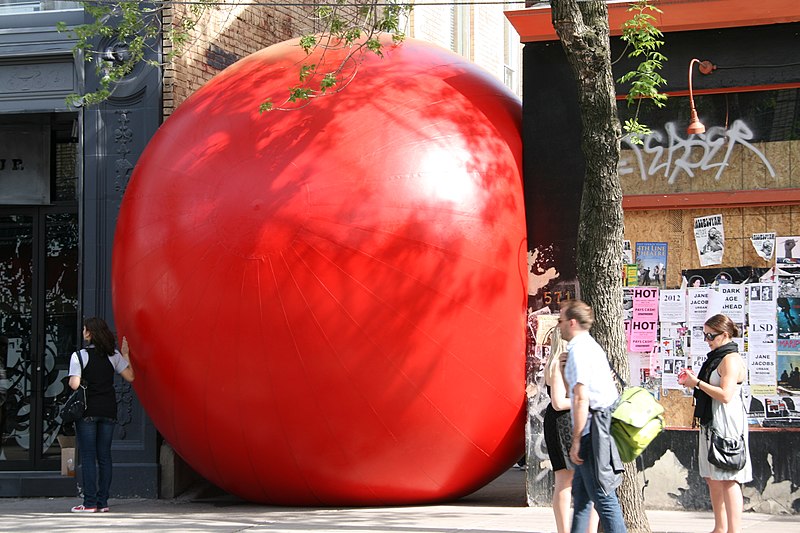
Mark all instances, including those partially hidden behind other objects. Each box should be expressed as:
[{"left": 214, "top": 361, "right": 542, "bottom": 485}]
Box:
[{"left": 112, "top": 36, "right": 527, "bottom": 505}]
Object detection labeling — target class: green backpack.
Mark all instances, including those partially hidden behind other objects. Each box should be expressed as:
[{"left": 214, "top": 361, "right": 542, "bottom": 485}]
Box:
[{"left": 610, "top": 386, "right": 665, "bottom": 463}]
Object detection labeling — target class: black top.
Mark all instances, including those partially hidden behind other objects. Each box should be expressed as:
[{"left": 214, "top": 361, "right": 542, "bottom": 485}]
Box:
[
  {"left": 693, "top": 341, "right": 739, "bottom": 426},
  {"left": 82, "top": 346, "right": 118, "bottom": 419}
]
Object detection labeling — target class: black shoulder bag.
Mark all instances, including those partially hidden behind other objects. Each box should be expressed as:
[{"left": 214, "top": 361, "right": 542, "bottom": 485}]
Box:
[
  {"left": 61, "top": 348, "right": 89, "bottom": 424},
  {"left": 707, "top": 389, "right": 747, "bottom": 471}
]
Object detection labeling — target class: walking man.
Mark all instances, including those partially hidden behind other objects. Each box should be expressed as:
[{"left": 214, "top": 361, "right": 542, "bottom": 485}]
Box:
[{"left": 559, "top": 299, "right": 626, "bottom": 533}]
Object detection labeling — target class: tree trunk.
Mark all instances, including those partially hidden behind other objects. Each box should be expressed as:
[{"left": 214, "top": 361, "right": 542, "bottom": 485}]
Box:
[{"left": 550, "top": 1, "right": 651, "bottom": 532}]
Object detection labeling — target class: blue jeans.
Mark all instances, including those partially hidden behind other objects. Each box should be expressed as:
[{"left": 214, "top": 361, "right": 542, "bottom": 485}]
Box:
[
  {"left": 571, "top": 433, "right": 626, "bottom": 533},
  {"left": 75, "top": 417, "right": 116, "bottom": 508}
]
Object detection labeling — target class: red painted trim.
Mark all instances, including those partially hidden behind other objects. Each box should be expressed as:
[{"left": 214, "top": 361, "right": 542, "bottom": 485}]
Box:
[
  {"left": 623, "top": 189, "right": 800, "bottom": 211},
  {"left": 666, "top": 426, "right": 800, "bottom": 432},
  {"left": 506, "top": 0, "right": 800, "bottom": 43},
  {"left": 617, "top": 82, "right": 800, "bottom": 101}
]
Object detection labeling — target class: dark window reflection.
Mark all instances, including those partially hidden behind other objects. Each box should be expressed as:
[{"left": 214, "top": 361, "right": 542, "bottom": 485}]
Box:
[
  {"left": 618, "top": 89, "right": 800, "bottom": 144},
  {"left": 43, "top": 212, "right": 78, "bottom": 456},
  {"left": 0, "top": 215, "right": 33, "bottom": 462}
]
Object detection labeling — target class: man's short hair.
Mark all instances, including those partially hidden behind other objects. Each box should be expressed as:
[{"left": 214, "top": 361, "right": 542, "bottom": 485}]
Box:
[{"left": 560, "top": 299, "right": 594, "bottom": 330}]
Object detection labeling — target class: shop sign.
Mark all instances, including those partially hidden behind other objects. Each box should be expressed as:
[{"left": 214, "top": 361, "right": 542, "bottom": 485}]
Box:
[{"left": 0, "top": 124, "right": 50, "bottom": 205}]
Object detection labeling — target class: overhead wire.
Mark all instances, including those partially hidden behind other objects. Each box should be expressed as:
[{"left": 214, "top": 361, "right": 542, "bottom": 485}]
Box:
[{"left": 80, "top": 0, "right": 530, "bottom": 7}]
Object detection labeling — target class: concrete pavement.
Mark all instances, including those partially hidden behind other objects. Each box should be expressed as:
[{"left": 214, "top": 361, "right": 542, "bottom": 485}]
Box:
[{"left": 0, "top": 469, "right": 795, "bottom": 532}]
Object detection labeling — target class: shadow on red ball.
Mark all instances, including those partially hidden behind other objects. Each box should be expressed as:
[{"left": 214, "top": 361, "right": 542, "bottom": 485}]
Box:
[{"left": 112, "top": 36, "right": 527, "bottom": 505}]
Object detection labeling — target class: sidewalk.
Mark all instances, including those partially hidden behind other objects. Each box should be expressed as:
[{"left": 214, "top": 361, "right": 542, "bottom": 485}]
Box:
[{"left": 0, "top": 468, "right": 793, "bottom": 532}]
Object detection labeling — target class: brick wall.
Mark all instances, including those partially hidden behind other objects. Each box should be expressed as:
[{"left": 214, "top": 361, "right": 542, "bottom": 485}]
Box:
[
  {"left": 409, "top": 4, "right": 454, "bottom": 51},
  {"left": 162, "top": 1, "right": 522, "bottom": 118},
  {"left": 163, "top": 2, "right": 317, "bottom": 118},
  {"left": 472, "top": 5, "right": 505, "bottom": 81}
]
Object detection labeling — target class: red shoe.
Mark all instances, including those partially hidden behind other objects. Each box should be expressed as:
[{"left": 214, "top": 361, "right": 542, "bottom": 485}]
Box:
[
  {"left": 98, "top": 507, "right": 110, "bottom": 513},
  {"left": 70, "top": 505, "right": 97, "bottom": 513}
]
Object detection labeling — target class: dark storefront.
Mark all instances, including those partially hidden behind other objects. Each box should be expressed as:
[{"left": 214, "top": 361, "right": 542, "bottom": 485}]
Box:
[
  {"left": 507, "top": 0, "right": 800, "bottom": 514},
  {"left": 0, "top": 2, "right": 159, "bottom": 497}
]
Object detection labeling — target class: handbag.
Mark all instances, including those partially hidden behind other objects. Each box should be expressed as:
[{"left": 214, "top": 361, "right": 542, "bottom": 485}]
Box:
[
  {"left": 707, "top": 428, "right": 746, "bottom": 471},
  {"left": 60, "top": 348, "right": 88, "bottom": 424},
  {"left": 706, "top": 388, "right": 747, "bottom": 471}
]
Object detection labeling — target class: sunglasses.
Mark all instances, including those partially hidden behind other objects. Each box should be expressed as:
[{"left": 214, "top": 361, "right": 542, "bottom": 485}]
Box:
[{"left": 703, "top": 331, "right": 723, "bottom": 341}]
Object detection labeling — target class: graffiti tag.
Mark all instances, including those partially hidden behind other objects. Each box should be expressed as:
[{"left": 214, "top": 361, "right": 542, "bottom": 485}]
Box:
[{"left": 620, "top": 119, "right": 776, "bottom": 184}]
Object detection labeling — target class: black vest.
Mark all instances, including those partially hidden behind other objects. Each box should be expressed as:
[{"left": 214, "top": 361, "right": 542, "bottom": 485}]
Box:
[{"left": 82, "top": 346, "right": 118, "bottom": 419}]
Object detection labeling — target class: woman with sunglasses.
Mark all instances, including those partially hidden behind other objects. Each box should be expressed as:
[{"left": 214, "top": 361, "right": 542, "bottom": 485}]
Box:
[{"left": 680, "top": 314, "right": 751, "bottom": 533}]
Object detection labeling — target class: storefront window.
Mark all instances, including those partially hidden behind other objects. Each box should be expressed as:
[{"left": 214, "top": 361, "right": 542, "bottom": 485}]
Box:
[
  {"left": 618, "top": 89, "right": 800, "bottom": 196},
  {"left": 54, "top": 128, "right": 78, "bottom": 203},
  {"left": 0, "top": 114, "right": 77, "bottom": 204}
]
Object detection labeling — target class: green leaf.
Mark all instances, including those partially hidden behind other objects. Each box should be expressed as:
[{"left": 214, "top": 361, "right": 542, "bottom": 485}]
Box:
[
  {"left": 60, "top": 0, "right": 414, "bottom": 110},
  {"left": 299, "top": 64, "right": 316, "bottom": 82},
  {"left": 366, "top": 38, "right": 383, "bottom": 56},
  {"left": 320, "top": 73, "right": 337, "bottom": 93},
  {"left": 299, "top": 35, "right": 317, "bottom": 55},
  {"left": 618, "top": 0, "right": 668, "bottom": 131},
  {"left": 288, "top": 87, "right": 313, "bottom": 103},
  {"left": 259, "top": 100, "right": 274, "bottom": 113},
  {"left": 623, "top": 118, "right": 652, "bottom": 146}
]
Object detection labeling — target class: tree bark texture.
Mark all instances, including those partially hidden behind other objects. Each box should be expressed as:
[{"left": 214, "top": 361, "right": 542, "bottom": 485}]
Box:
[{"left": 550, "top": 1, "right": 650, "bottom": 532}]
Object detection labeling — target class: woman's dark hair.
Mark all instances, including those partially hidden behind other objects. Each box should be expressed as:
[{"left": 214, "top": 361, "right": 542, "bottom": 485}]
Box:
[
  {"left": 84, "top": 317, "right": 116, "bottom": 357},
  {"left": 704, "top": 313, "right": 740, "bottom": 338}
]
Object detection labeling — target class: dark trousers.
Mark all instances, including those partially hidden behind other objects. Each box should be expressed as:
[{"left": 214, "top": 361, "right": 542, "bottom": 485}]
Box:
[
  {"left": 571, "top": 433, "right": 626, "bottom": 533},
  {"left": 75, "top": 416, "right": 116, "bottom": 508}
]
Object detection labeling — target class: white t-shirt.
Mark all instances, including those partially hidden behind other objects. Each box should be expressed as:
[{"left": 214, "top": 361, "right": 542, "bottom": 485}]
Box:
[
  {"left": 68, "top": 347, "right": 129, "bottom": 377},
  {"left": 564, "top": 331, "right": 619, "bottom": 435}
]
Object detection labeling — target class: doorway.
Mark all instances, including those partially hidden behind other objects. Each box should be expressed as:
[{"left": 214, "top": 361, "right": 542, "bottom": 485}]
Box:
[
  {"left": 0, "top": 207, "right": 79, "bottom": 469},
  {"left": 0, "top": 112, "right": 79, "bottom": 471}
]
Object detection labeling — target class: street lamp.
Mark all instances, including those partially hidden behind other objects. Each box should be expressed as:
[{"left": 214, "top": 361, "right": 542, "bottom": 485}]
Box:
[{"left": 687, "top": 58, "right": 709, "bottom": 135}]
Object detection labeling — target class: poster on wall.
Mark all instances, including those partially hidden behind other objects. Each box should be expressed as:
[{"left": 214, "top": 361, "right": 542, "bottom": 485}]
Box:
[
  {"left": 694, "top": 214, "right": 725, "bottom": 266},
  {"left": 749, "top": 322, "right": 776, "bottom": 353},
  {"left": 777, "top": 337, "right": 800, "bottom": 355},
  {"left": 623, "top": 287, "right": 634, "bottom": 320},
  {"left": 751, "top": 232, "right": 775, "bottom": 261},
  {"left": 683, "top": 267, "right": 769, "bottom": 288},
  {"left": 777, "top": 297, "right": 800, "bottom": 339},
  {"left": 687, "top": 287, "right": 710, "bottom": 324},
  {"left": 628, "top": 351, "right": 655, "bottom": 387},
  {"left": 749, "top": 352, "right": 777, "bottom": 396},
  {"left": 624, "top": 264, "right": 638, "bottom": 287},
  {"left": 718, "top": 285, "right": 746, "bottom": 323},
  {"left": 690, "top": 324, "right": 708, "bottom": 356},
  {"left": 659, "top": 290, "right": 685, "bottom": 323},
  {"left": 661, "top": 352, "right": 687, "bottom": 390},
  {"left": 661, "top": 323, "right": 685, "bottom": 341},
  {"left": 629, "top": 287, "right": 659, "bottom": 352},
  {"left": 623, "top": 240, "right": 633, "bottom": 263},
  {"left": 749, "top": 283, "right": 778, "bottom": 322},
  {"left": 778, "top": 274, "right": 800, "bottom": 297},
  {"left": 776, "top": 236, "right": 800, "bottom": 266},
  {"left": 707, "top": 288, "right": 724, "bottom": 318},
  {"left": 635, "top": 242, "right": 667, "bottom": 288},
  {"left": 777, "top": 353, "right": 800, "bottom": 393}
]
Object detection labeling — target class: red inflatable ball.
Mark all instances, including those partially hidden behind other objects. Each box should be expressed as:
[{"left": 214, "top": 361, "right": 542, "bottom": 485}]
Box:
[{"left": 112, "top": 36, "right": 527, "bottom": 505}]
